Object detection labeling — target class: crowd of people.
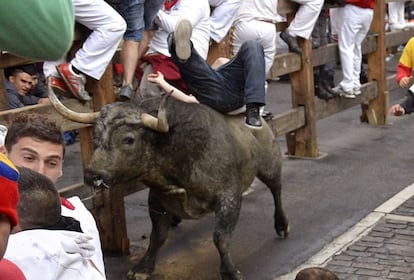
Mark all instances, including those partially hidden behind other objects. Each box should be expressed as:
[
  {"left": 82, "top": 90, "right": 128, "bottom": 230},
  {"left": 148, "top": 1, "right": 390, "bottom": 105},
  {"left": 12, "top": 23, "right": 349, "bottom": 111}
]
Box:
[{"left": 1, "top": 0, "right": 414, "bottom": 279}]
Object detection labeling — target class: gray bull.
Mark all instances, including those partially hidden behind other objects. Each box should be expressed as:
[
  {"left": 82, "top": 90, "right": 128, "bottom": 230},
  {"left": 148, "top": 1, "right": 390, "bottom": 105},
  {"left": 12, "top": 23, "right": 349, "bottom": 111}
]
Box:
[{"left": 48, "top": 88, "right": 289, "bottom": 280}]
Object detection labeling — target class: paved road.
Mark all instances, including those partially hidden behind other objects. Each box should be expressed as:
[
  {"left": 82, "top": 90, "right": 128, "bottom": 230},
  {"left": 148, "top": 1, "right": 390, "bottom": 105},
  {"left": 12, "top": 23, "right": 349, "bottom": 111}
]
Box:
[{"left": 58, "top": 57, "right": 414, "bottom": 279}]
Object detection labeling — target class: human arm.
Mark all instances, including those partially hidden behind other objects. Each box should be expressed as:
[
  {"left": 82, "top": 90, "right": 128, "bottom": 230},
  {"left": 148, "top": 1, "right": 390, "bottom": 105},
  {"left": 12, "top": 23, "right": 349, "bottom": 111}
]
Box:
[
  {"left": 396, "top": 63, "right": 412, "bottom": 88},
  {"left": 389, "top": 91, "right": 414, "bottom": 116},
  {"left": 0, "top": 0, "right": 74, "bottom": 60},
  {"left": 147, "top": 71, "right": 199, "bottom": 104}
]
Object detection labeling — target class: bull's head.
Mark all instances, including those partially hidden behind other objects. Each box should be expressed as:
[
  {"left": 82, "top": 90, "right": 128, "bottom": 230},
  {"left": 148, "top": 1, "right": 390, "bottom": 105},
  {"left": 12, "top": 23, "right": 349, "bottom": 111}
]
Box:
[
  {"left": 47, "top": 78, "right": 171, "bottom": 187},
  {"left": 47, "top": 77, "right": 170, "bottom": 132}
]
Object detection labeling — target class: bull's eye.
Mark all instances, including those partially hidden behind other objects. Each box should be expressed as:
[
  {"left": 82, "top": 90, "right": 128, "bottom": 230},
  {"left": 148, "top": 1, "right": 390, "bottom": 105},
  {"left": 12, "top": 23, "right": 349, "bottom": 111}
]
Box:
[{"left": 122, "top": 137, "right": 134, "bottom": 145}]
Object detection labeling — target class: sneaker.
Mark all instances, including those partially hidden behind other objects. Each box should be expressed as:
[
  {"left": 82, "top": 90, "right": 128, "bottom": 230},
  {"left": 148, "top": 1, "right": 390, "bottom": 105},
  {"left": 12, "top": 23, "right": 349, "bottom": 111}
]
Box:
[
  {"left": 353, "top": 87, "right": 362, "bottom": 95},
  {"left": 119, "top": 84, "right": 133, "bottom": 101},
  {"left": 48, "top": 76, "right": 72, "bottom": 98},
  {"left": 332, "top": 86, "right": 356, "bottom": 99},
  {"left": 174, "top": 19, "right": 192, "bottom": 61},
  {"left": 56, "top": 63, "right": 91, "bottom": 101}
]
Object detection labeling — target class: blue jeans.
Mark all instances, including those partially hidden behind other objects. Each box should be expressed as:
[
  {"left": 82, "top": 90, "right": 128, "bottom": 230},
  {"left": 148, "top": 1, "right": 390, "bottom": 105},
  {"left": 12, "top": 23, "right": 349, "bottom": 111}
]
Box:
[
  {"left": 170, "top": 40, "right": 266, "bottom": 113},
  {"left": 116, "top": 0, "right": 163, "bottom": 41}
]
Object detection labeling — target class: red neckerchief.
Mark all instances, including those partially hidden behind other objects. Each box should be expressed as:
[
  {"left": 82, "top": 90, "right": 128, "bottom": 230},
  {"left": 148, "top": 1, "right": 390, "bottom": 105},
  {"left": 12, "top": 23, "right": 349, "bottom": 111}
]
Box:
[
  {"left": 61, "top": 197, "right": 75, "bottom": 210},
  {"left": 164, "top": 0, "right": 179, "bottom": 11}
]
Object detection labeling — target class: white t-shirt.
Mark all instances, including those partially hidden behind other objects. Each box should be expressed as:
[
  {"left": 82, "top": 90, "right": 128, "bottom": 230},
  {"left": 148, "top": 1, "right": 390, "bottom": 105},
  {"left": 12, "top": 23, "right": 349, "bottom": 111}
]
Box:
[
  {"left": 5, "top": 229, "right": 105, "bottom": 280},
  {"left": 148, "top": 0, "right": 211, "bottom": 59},
  {"left": 61, "top": 196, "right": 105, "bottom": 277}
]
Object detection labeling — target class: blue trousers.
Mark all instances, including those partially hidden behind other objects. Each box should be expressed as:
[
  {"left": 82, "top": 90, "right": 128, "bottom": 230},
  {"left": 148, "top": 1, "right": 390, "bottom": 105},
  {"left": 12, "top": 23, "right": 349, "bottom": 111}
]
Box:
[{"left": 170, "top": 40, "right": 266, "bottom": 113}]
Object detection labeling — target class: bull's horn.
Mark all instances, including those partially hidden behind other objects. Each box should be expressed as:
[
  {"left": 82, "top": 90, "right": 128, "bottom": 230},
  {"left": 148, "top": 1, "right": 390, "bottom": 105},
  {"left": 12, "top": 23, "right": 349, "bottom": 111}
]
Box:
[
  {"left": 141, "top": 92, "right": 170, "bottom": 133},
  {"left": 47, "top": 77, "right": 99, "bottom": 124}
]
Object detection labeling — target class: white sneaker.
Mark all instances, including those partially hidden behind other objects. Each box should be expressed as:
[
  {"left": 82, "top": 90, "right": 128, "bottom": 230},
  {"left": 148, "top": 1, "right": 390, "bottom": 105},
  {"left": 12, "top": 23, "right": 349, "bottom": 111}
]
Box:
[
  {"left": 332, "top": 86, "right": 356, "bottom": 99},
  {"left": 174, "top": 19, "right": 192, "bottom": 61}
]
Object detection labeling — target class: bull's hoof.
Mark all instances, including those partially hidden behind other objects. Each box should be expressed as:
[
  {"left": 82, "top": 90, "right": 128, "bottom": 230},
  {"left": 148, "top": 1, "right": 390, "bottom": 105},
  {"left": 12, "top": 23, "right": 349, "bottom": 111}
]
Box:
[
  {"left": 276, "top": 224, "right": 290, "bottom": 238},
  {"left": 126, "top": 271, "right": 151, "bottom": 280}
]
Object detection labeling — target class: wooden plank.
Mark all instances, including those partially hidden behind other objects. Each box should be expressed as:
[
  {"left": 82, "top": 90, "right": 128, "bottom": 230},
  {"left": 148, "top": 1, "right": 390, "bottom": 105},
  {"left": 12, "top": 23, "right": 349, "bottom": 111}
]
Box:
[
  {"left": 268, "top": 52, "right": 302, "bottom": 79},
  {"left": 315, "top": 82, "right": 378, "bottom": 120},
  {"left": 0, "top": 53, "right": 35, "bottom": 69},
  {"left": 268, "top": 107, "right": 306, "bottom": 137},
  {"left": 385, "top": 29, "right": 414, "bottom": 48},
  {"left": 386, "top": 74, "right": 399, "bottom": 92}
]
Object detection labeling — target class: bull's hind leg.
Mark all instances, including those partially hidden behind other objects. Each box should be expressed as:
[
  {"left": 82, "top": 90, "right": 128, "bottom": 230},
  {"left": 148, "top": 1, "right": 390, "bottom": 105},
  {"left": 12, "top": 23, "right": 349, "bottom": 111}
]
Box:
[
  {"left": 127, "top": 189, "right": 172, "bottom": 280},
  {"left": 257, "top": 150, "right": 289, "bottom": 238},
  {"left": 213, "top": 193, "right": 243, "bottom": 280}
]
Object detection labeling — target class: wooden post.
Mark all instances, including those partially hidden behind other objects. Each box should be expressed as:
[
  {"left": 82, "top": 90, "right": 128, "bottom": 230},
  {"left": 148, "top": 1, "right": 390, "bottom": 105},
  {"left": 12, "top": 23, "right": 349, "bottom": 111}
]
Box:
[
  {"left": 84, "top": 65, "right": 130, "bottom": 254},
  {"left": 362, "top": 0, "right": 387, "bottom": 124},
  {"left": 287, "top": 39, "right": 319, "bottom": 158}
]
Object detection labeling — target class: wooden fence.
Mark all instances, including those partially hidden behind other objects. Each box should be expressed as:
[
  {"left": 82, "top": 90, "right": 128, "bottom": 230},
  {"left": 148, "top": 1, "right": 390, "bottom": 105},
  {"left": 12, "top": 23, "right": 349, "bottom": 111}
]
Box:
[{"left": 0, "top": 0, "right": 411, "bottom": 254}]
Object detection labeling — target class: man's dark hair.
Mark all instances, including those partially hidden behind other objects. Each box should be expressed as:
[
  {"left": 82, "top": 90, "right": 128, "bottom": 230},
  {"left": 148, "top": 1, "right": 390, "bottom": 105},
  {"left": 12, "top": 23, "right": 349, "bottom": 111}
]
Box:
[
  {"left": 5, "top": 113, "right": 65, "bottom": 157},
  {"left": 4, "top": 64, "right": 37, "bottom": 79},
  {"left": 16, "top": 166, "right": 61, "bottom": 230},
  {"left": 295, "top": 267, "right": 339, "bottom": 280}
]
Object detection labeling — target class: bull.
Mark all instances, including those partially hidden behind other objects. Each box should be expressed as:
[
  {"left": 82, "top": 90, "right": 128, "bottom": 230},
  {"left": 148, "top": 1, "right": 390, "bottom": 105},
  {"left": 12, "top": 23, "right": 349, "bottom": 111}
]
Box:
[{"left": 48, "top": 86, "right": 290, "bottom": 280}]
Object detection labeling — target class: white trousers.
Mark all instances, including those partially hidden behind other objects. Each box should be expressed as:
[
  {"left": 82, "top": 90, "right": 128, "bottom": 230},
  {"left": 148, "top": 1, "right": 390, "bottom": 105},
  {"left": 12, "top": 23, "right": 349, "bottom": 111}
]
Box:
[
  {"left": 288, "top": 0, "right": 324, "bottom": 39},
  {"left": 230, "top": 20, "right": 276, "bottom": 75},
  {"left": 44, "top": 0, "right": 126, "bottom": 80},
  {"left": 338, "top": 5, "right": 373, "bottom": 92},
  {"left": 388, "top": 1, "right": 405, "bottom": 26}
]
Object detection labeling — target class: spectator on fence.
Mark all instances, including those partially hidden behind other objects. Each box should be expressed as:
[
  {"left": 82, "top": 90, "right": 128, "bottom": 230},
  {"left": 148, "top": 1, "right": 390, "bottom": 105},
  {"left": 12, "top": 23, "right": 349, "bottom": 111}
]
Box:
[
  {"left": 168, "top": 19, "right": 266, "bottom": 128},
  {"left": 45, "top": 0, "right": 126, "bottom": 102},
  {"left": 4, "top": 166, "right": 104, "bottom": 279},
  {"left": 4, "top": 64, "right": 50, "bottom": 109},
  {"left": 311, "top": 0, "right": 344, "bottom": 100},
  {"left": 279, "top": 0, "right": 324, "bottom": 54},
  {"left": 112, "top": 0, "right": 164, "bottom": 101},
  {"left": 388, "top": 1, "right": 407, "bottom": 31},
  {"left": 332, "top": 0, "right": 375, "bottom": 98},
  {"left": 3, "top": 113, "right": 106, "bottom": 276},
  {"left": 135, "top": 0, "right": 210, "bottom": 102},
  {"left": 0, "top": 0, "right": 74, "bottom": 61},
  {"left": 229, "top": 0, "right": 279, "bottom": 119},
  {"left": 207, "top": 0, "right": 241, "bottom": 64}
]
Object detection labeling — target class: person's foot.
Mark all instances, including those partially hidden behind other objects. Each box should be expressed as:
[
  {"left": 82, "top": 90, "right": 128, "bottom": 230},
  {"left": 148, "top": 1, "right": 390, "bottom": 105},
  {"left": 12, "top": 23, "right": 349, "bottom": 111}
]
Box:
[
  {"left": 48, "top": 76, "right": 72, "bottom": 98},
  {"left": 332, "top": 86, "right": 355, "bottom": 99},
  {"left": 174, "top": 19, "right": 192, "bottom": 61},
  {"left": 56, "top": 63, "right": 91, "bottom": 101},
  {"left": 315, "top": 87, "right": 334, "bottom": 101},
  {"left": 119, "top": 84, "right": 133, "bottom": 101},
  {"left": 245, "top": 103, "right": 262, "bottom": 129},
  {"left": 280, "top": 30, "right": 302, "bottom": 54}
]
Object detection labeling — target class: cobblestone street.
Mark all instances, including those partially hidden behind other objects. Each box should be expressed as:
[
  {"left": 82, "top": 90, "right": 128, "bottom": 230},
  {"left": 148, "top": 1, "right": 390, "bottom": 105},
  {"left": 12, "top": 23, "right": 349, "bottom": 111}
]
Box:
[{"left": 325, "top": 196, "right": 414, "bottom": 279}]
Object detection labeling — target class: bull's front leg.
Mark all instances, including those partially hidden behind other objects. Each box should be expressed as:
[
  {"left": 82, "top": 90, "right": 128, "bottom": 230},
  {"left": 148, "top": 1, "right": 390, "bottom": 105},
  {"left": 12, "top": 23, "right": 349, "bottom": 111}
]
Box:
[
  {"left": 127, "top": 189, "right": 172, "bottom": 280},
  {"left": 213, "top": 193, "right": 243, "bottom": 280}
]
